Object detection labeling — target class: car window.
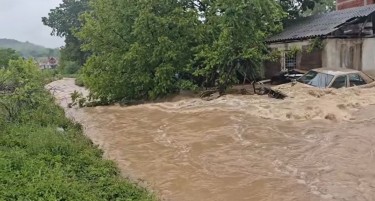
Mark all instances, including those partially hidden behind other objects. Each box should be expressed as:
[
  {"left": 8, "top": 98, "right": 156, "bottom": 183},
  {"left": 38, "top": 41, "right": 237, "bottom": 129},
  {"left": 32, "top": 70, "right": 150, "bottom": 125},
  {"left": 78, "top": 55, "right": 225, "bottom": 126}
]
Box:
[
  {"left": 348, "top": 73, "right": 367, "bottom": 87},
  {"left": 330, "top": 75, "right": 347, "bottom": 89},
  {"left": 298, "top": 71, "right": 334, "bottom": 88}
]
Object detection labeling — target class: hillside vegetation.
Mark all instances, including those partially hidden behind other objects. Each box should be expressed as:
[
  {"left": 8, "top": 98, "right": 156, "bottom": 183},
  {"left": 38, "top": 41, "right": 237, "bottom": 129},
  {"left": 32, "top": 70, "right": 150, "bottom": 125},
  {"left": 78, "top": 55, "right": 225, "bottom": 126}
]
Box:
[{"left": 0, "top": 38, "right": 59, "bottom": 58}]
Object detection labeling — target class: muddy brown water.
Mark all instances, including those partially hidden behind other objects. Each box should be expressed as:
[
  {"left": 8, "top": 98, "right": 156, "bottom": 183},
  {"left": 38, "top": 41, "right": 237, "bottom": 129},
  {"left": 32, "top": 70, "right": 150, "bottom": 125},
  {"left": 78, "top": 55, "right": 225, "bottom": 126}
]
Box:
[{"left": 47, "top": 78, "right": 375, "bottom": 201}]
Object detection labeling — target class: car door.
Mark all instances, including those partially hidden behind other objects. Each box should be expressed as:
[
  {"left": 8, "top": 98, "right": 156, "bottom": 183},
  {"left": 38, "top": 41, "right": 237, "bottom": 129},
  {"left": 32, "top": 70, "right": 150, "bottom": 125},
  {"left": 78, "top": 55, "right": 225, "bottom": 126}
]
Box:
[
  {"left": 348, "top": 73, "right": 367, "bottom": 87},
  {"left": 330, "top": 75, "right": 348, "bottom": 89}
]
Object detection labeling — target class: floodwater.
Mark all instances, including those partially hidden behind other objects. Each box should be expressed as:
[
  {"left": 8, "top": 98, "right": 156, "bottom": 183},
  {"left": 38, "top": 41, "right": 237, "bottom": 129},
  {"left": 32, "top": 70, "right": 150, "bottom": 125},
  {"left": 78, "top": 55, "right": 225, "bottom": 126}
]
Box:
[{"left": 47, "top": 78, "right": 375, "bottom": 201}]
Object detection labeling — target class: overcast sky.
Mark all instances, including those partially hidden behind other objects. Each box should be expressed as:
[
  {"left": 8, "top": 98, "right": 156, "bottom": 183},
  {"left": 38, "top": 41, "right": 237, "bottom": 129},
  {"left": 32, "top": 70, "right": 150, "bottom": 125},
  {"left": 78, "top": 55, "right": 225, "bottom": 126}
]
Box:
[{"left": 0, "top": 0, "right": 65, "bottom": 48}]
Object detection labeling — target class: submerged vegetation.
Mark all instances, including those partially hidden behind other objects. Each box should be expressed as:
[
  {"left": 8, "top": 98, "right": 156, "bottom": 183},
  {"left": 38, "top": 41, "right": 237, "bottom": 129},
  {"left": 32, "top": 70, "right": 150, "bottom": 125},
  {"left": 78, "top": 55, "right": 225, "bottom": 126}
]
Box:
[{"left": 0, "top": 59, "right": 155, "bottom": 200}]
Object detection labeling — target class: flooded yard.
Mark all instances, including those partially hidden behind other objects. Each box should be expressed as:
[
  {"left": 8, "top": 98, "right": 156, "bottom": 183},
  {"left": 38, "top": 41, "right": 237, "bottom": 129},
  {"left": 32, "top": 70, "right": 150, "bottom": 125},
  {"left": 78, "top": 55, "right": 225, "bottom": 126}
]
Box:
[{"left": 47, "top": 78, "right": 375, "bottom": 201}]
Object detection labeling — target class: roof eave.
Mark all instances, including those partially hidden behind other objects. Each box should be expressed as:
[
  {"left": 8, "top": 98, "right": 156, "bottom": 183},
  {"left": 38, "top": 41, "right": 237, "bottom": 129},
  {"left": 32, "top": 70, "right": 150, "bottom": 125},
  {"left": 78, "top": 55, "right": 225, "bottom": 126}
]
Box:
[{"left": 266, "top": 35, "right": 327, "bottom": 44}]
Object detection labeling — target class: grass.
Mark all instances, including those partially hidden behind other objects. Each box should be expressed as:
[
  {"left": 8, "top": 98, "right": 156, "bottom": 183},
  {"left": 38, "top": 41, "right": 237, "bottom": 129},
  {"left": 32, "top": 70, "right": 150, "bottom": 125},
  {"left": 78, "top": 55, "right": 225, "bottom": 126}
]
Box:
[{"left": 0, "top": 90, "right": 156, "bottom": 200}]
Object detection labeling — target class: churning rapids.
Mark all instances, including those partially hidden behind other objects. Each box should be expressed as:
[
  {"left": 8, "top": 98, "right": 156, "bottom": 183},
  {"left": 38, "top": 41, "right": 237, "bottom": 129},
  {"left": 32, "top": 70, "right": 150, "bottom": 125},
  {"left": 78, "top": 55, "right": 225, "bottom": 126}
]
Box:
[{"left": 47, "top": 78, "right": 375, "bottom": 201}]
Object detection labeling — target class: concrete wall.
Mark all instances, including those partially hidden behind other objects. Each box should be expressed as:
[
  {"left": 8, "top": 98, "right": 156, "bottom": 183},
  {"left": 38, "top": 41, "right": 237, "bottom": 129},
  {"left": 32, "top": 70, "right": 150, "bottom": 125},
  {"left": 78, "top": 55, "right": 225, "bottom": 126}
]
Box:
[
  {"left": 322, "top": 38, "right": 363, "bottom": 70},
  {"left": 362, "top": 38, "right": 375, "bottom": 73},
  {"left": 267, "top": 38, "right": 375, "bottom": 78},
  {"left": 322, "top": 38, "right": 375, "bottom": 72}
]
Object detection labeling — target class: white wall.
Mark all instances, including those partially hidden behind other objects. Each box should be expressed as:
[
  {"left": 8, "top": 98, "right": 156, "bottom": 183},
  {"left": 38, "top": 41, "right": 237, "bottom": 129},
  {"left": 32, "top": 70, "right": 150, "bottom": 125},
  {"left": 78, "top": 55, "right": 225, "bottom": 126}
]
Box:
[
  {"left": 322, "top": 39, "right": 339, "bottom": 68},
  {"left": 322, "top": 38, "right": 375, "bottom": 72},
  {"left": 362, "top": 38, "right": 375, "bottom": 73},
  {"left": 322, "top": 38, "right": 363, "bottom": 70}
]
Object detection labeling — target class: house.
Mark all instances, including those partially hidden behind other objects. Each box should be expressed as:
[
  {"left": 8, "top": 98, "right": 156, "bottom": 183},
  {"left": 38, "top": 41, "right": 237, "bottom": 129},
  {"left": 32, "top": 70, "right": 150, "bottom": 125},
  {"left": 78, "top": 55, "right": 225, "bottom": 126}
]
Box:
[
  {"left": 265, "top": 0, "right": 375, "bottom": 78},
  {"left": 38, "top": 57, "right": 58, "bottom": 69}
]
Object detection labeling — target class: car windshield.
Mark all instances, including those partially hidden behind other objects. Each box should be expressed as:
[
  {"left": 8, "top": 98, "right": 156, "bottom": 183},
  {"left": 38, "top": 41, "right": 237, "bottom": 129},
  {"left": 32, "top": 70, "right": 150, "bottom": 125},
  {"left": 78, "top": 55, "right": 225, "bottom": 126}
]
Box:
[{"left": 297, "top": 70, "right": 334, "bottom": 88}]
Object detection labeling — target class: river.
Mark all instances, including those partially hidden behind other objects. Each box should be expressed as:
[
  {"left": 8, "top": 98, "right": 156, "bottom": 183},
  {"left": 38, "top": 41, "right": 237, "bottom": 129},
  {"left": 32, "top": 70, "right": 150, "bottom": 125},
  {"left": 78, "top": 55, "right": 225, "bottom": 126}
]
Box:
[{"left": 47, "top": 78, "right": 375, "bottom": 201}]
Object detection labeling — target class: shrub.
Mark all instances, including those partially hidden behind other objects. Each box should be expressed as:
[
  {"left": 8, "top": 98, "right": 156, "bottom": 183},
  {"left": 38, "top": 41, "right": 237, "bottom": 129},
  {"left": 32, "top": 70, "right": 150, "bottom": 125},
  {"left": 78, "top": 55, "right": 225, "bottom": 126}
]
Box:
[
  {"left": 60, "top": 60, "right": 81, "bottom": 75},
  {"left": 0, "top": 58, "right": 156, "bottom": 201},
  {"left": 75, "top": 73, "right": 85, "bottom": 87}
]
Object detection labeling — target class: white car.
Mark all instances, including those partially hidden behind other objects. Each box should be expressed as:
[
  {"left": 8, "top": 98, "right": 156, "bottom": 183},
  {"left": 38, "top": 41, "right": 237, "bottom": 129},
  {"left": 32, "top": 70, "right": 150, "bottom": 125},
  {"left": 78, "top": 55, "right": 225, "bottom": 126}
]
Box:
[
  {"left": 263, "top": 68, "right": 375, "bottom": 99},
  {"left": 296, "top": 68, "right": 374, "bottom": 89}
]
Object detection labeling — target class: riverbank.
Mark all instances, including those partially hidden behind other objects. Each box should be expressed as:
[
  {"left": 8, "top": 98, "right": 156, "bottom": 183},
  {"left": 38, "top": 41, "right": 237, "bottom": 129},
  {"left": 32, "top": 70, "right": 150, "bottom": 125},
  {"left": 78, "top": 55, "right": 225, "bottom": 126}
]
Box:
[
  {"left": 49, "top": 78, "right": 375, "bottom": 122},
  {"left": 0, "top": 61, "right": 156, "bottom": 200}
]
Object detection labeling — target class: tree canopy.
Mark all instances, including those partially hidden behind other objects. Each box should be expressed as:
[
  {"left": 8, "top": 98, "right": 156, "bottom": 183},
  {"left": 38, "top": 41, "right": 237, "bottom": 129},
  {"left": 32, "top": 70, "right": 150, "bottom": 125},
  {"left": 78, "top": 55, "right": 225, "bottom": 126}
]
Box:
[
  {"left": 0, "top": 48, "right": 20, "bottom": 68},
  {"left": 77, "top": 0, "right": 284, "bottom": 102},
  {"left": 44, "top": 0, "right": 335, "bottom": 102},
  {"left": 42, "top": 0, "right": 89, "bottom": 69},
  {"left": 303, "top": 0, "right": 335, "bottom": 16},
  {"left": 280, "top": 0, "right": 335, "bottom": 20}
]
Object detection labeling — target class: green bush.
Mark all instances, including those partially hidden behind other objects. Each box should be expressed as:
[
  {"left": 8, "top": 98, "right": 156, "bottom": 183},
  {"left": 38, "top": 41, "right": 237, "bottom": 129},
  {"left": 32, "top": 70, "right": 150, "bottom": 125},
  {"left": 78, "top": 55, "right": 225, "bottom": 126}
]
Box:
[
  {"left": 75, "top": 73, "right": 85, "bottom": 87},
  {"left": 60, "top": 60, "right": 81, "bottom": 75},
  {"left": 0, "top": 58, "right": 156, "bottom": 201}
]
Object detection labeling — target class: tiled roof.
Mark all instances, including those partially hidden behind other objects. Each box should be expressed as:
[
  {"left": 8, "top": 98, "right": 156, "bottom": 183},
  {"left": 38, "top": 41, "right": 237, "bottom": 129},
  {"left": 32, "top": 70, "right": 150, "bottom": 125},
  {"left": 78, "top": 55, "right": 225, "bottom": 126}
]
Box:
[{"left": 267, "top": 4, "right": 375, "bottom": 43}]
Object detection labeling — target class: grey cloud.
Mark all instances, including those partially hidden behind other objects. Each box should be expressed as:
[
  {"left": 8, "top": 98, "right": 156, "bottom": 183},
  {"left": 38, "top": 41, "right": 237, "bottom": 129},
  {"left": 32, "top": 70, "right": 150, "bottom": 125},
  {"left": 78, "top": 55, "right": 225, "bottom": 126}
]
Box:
[{"left": 0, "top": 0, "right": 65, "bottom": 48}]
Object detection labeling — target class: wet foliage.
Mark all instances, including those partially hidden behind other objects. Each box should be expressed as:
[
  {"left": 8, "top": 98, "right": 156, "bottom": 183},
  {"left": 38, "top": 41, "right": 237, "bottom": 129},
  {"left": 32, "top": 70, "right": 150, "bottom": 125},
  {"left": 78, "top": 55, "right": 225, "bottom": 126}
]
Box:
[
  {"left": 44, "top": 0, "right": 334, "bottom": 103},
  {"left": 76, "top": 0, "right": 284, "bottom": 102},
  {"left": 0, "top": 59, "right": 156, "bottom": 200}
]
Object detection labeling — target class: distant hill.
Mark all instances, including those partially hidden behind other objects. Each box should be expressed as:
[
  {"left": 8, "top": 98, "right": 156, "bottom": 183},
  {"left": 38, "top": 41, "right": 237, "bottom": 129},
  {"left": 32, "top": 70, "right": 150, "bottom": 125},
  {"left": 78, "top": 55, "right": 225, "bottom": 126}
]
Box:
[{"left": 0, "top": 38, "right": 59, "bottom": 58}]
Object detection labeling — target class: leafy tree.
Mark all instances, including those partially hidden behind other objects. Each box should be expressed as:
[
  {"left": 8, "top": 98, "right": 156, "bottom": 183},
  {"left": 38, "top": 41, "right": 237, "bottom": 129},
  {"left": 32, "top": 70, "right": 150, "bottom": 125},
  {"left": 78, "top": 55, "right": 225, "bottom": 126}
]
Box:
[
  {"left": 77, "top": 0, "right": 284, "bottom": 101},
  {"left": 78, "top": 0, "right": 199, "bottom": 101},
  {"left": 279, "top": 0, "right": 317, "bottom": 19},
  {"left": 279, "top": 0, "right": 335, "bottom": 20},
  {"left": 0, "top": 48, "right": 20, "bottom": 68},
  {"left": 191, "top": 0, "right": 284, "bottom": 93},
  {"left": 57, "top": 60, "right": 80, "bottom": 75},
  {"left": 0, "top": 59, "right": 43, "bottom": 121},
  {"left": 42, "top": 0, "right": 89, "bottom": 67},
  {"left": 303, "top": 0, "right": 335, "bottom": 16}
]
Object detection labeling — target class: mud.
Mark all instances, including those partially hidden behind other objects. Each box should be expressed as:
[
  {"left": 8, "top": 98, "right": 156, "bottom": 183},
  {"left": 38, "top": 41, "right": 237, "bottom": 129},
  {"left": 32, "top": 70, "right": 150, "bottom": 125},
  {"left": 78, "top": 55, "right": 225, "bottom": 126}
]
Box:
[{"left": 47, "top": 78, "right": 375, "bottom": 201}]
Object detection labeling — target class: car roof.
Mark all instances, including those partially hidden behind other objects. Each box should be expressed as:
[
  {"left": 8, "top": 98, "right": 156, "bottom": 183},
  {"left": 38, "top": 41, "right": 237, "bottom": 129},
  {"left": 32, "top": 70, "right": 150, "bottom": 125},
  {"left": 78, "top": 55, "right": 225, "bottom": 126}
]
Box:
[
  {"left": 312, "top": 68, "right": 360, "bottom": 76},
  {"left": 309, "top": 68, "right": 375, "bottom": 83}
]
